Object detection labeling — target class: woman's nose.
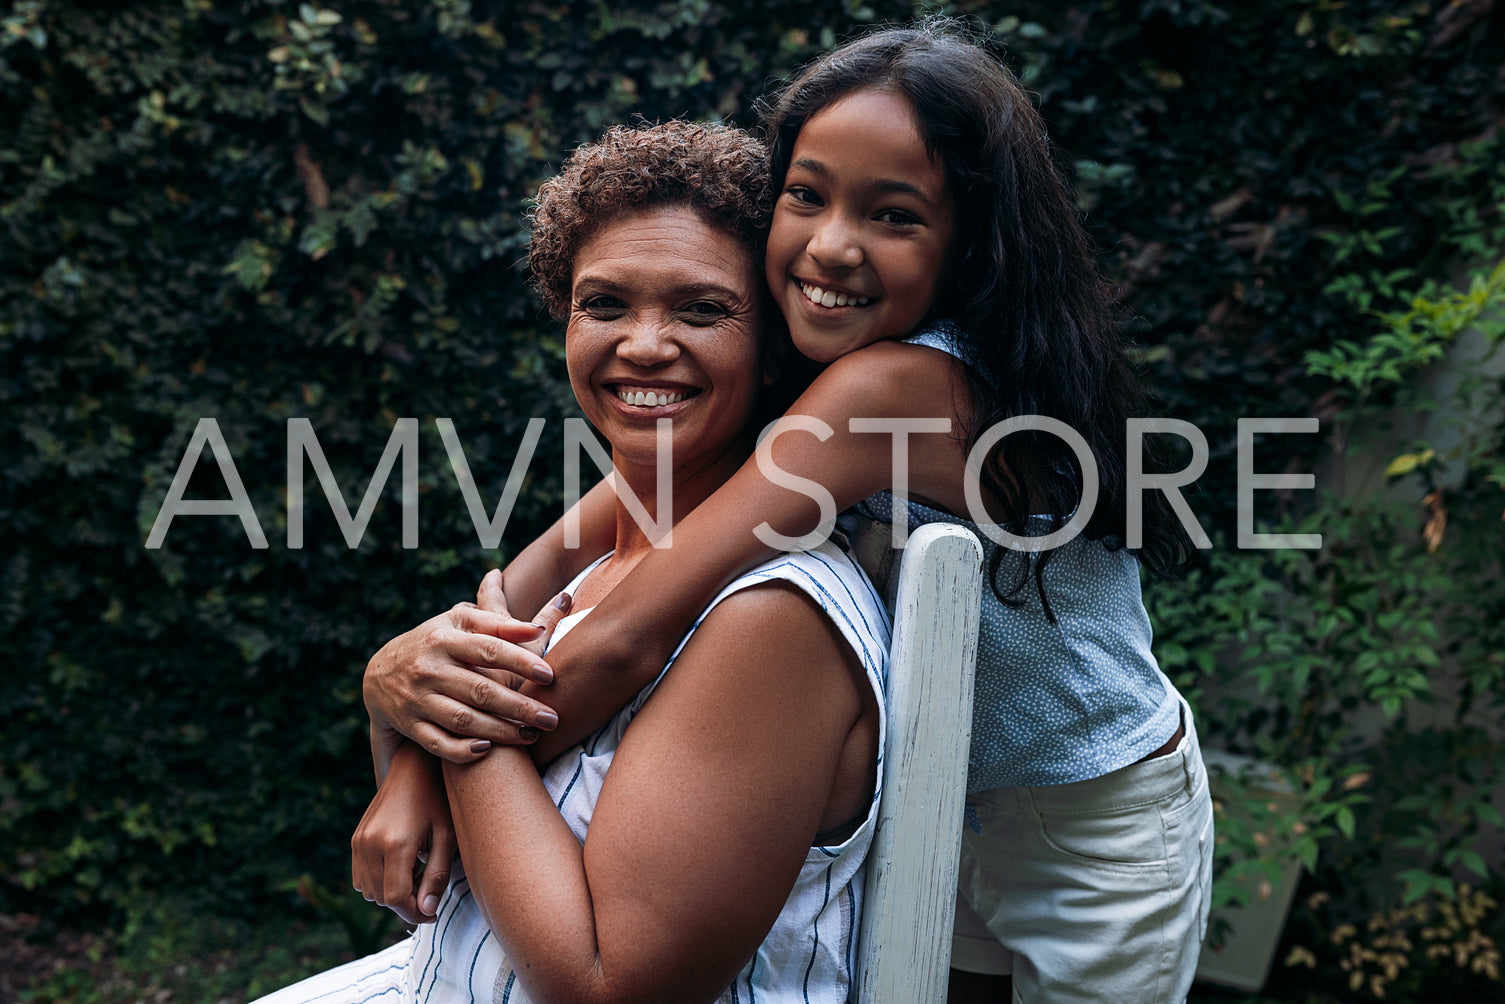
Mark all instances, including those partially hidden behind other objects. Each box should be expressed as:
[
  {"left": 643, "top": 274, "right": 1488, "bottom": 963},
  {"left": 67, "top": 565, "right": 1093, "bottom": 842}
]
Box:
[
  {"left": 616, "top": 317, "right": 680, "bottom": 366},
  {"left": 806, "top": 215, "right": 863, "bottom": 269}
]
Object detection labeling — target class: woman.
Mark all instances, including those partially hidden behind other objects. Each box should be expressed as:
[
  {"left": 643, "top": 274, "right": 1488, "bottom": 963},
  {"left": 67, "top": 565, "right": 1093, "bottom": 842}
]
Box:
[{"left": 255, "top": 121, "right": 889, "bottom": 1004}]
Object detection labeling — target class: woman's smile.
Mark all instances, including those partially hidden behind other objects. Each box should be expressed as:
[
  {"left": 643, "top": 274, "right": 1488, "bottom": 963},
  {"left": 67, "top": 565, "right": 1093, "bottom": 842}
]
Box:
[
  {"left": 566, "top": 205, "right": 765, "bottom": 477},
  {"left": 610, "top": 385, "right": 696, "bottom": 408}
]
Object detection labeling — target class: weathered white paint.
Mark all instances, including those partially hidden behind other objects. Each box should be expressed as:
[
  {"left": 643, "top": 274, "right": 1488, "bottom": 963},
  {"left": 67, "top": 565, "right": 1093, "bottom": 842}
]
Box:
[{"left": 853, "top": 522, "right": 983, "bottom": 1004}]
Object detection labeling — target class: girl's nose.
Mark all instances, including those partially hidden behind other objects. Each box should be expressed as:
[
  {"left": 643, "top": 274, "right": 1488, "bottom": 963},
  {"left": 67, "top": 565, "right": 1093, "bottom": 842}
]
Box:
[
  {"left": 616, "top": 317, "right": 680, "bottom": 366},
  {"left": 806, "top": 215, "right": 863, "bottom": 269}
]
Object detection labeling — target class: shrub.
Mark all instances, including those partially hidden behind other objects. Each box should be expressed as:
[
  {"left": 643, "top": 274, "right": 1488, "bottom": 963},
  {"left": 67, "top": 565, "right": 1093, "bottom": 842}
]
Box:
[{"left": 3, "top": 8, "right": 1502, "bottom": 995}]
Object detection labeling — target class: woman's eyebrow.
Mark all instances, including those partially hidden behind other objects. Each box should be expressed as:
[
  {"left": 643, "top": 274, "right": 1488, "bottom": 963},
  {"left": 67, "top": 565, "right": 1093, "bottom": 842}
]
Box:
[
  {"left": 572, "top": 275, "right": 624, "bottom": 294},
  {"left": 672, "top": 282, "right": 746, "bottom": 301},
  {"left": 573, "top": 277, "right": 747, "bottom": 302}
]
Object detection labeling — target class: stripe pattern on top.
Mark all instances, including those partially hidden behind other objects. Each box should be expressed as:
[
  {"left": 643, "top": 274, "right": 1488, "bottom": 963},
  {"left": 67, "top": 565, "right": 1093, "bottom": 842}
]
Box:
[{"left": 250, "top": 541, "right": 889, "bottom": 1004}]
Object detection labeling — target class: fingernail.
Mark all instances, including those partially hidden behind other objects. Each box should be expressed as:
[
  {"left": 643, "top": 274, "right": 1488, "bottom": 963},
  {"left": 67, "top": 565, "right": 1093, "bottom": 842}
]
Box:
[
  {"left": 518, "top": 726, "right": 540, "bottom": 741},
  {"left": 554, "top": 592, "right": 573, "bottom": 613},
  {"left": 469, "top": 740, "right": 491, "bottom": 754},
  {"left": 531, "top": 662, "right": 554, "bottom": 684},
  {"left": 535, "top": 709, "right": 558, "bottom": 729},
  {"left": 422, "top": 894, "right": 439, "bottom": 915}
]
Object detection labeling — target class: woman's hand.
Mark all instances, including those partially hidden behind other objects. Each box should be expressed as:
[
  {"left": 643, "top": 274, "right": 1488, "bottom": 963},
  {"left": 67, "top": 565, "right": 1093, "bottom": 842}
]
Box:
[
  {"left": 364, "top": 577, "right": 573, "bottom": 776},
  {"left": 352, "top": 742, "right": 455, "bottom": 925}
]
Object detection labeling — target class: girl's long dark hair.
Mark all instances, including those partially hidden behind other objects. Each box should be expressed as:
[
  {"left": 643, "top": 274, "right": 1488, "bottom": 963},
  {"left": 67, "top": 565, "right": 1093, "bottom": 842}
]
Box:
[{"left": 758, "top": 20, "right": 1189, "bottom": 616}]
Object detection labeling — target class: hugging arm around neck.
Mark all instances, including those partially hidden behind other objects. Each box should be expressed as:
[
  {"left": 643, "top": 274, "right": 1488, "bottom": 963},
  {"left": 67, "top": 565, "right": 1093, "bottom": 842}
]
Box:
[
  {"left": 497, "top": 474, "right": 619, "bottom": 622},
  {"left": 525, "top": 341, "right": 968, "bottom": 764}
]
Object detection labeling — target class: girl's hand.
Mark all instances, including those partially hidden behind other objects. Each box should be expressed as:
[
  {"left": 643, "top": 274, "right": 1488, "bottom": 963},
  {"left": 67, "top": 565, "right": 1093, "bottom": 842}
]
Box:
[
  {"left": 363, "top": 583, "right": 573, "bottom": 774},
  {"left": 352, "top": 743, "right": 454, "bottom": 925}
]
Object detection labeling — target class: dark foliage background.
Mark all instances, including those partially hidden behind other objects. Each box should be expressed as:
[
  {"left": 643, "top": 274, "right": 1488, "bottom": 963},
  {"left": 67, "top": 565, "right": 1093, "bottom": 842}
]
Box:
[{"left": 3, "top": 0, "right": 1502, "bottom": 995}]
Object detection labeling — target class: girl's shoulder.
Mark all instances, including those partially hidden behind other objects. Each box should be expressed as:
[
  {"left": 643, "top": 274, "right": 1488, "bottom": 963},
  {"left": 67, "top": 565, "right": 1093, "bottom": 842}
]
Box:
[
  {"left": 807, "top": 326, "right": 976, "bottom": 426},
  {"left": 821, "top": 322, "right": 970, "bottom": 386}
]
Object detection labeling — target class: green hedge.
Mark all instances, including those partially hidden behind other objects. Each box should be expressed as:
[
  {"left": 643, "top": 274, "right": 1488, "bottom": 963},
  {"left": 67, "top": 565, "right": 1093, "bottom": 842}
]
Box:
[{"left": 3, "top": 0, "right": 1502, "bottom": 967}]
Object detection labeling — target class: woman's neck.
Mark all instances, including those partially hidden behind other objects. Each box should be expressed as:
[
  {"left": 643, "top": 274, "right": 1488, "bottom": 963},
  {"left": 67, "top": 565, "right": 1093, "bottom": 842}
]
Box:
[{"left": 575, "top": 438, "right": 753, "bottom": 606}]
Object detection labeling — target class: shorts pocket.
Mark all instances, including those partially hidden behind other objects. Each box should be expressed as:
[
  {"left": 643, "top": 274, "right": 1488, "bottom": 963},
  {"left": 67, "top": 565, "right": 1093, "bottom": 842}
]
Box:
[
  {"left": 1035, "top": 796, "right": 1173, "bottom": 869},
  {"left": 1031, "top": 762, "right": 1199, "bottom": 870}
]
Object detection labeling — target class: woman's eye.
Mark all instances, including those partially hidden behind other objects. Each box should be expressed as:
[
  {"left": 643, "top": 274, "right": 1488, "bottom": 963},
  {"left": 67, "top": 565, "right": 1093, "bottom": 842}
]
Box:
[
  {"left": 578, "top": 294, "right": 625, "bottom": 314},
  {"left": 681, "top": 301, "right": 729, "bottom": 324}
]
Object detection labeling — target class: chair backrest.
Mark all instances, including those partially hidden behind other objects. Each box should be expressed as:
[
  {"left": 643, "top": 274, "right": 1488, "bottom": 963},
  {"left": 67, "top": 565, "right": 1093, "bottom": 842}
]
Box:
[{"left": 853, "top": 521, "right": 983, "bottom": 1004}]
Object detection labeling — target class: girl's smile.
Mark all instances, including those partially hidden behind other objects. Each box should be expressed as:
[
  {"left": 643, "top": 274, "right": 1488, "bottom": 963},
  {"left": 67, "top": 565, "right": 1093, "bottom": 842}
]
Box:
[{"left": 765, "top": 87, "right": 955, "bottom": 363}]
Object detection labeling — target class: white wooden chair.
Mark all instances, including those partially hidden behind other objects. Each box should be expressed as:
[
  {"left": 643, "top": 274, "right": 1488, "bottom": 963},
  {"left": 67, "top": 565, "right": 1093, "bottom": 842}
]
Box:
[{"left": 852, "top": 521, "right": 984, "bottom": 1004}]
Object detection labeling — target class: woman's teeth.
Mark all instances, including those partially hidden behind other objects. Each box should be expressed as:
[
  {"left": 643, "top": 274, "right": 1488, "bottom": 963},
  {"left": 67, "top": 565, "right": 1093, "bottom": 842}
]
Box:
[
  {"left": 800, "top": 282, "right": 872, "bottom": 308},
  {"left": 616, "top": 388, "right": 686, "bottom": 407}
]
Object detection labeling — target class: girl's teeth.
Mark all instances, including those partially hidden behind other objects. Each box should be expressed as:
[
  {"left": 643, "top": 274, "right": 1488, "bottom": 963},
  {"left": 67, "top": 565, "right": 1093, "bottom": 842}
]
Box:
[{"left": 800, "top": 282, "right": 871, "bottom": 308}]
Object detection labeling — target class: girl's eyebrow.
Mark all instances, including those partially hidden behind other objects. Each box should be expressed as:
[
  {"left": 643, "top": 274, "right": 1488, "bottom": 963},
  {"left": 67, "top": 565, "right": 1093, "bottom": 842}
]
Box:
[
  {"left": 789, "top": 157, "right": 940, "bottom": 207},
  {"left": 873, "top": 178, "right": 938, "bottom": 206}
]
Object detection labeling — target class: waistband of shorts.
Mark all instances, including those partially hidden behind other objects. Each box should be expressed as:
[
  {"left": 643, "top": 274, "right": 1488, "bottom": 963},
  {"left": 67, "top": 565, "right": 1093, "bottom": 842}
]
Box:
[{"left": 1018, "top": 701, "right": 1204, "bottom": 812}]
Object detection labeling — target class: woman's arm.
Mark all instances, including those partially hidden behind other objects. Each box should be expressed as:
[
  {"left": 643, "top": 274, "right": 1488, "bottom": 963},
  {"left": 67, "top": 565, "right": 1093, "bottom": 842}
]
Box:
[
  {"left": 442, "top": 582, "right": 873, "bottom": 1004},
  {"left": 523, "top": 340, "right": 968, "bottom": 763},
  {"left": 362, "top": 475, "right": 619, "bottom": 772}
]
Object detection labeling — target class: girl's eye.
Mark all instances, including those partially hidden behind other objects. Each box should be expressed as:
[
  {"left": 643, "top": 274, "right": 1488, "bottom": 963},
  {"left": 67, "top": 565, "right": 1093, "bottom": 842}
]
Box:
[
  {"left": 783, "top": 185, "right": 822, "bottom": 207},
  {"left": 876, "top": 208, "right": 922, "bottom": 226}
]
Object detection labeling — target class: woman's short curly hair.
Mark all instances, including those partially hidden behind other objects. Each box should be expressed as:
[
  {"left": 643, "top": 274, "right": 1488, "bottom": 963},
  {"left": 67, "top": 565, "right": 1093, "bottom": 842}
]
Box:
[{"left": 528, "top": 120, "right": 773, "bottom": 319}]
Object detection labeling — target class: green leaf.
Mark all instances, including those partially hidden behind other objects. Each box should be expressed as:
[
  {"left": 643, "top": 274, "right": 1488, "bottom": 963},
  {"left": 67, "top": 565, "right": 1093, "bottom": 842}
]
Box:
[
  {"left": 1335, "top": 806, "right": 1355, "bottom": 839},
  {"left": 298, "top": 93, "right": 330, "bottom": 125}
]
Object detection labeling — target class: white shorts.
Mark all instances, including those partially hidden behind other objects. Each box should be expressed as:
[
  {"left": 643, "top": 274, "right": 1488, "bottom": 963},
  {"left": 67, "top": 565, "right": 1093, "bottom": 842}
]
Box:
[{"left": 950, "top": 707, "right": 1214, "bottom": 1003}]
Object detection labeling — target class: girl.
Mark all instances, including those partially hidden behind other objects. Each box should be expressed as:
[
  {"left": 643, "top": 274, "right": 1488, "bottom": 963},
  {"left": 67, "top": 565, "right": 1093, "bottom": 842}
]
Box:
[{"left": 365, "top": 20, "right": 1212, "bottom": 1003}]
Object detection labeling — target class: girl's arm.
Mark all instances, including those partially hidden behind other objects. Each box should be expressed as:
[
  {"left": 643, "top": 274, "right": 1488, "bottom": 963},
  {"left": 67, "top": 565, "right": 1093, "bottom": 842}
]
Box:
[
  {"left": 363, "top": 475, "right": 618, "bottom": 774},
  {"left": 442, "top": 581, "right": 872, "bottom": 1004},
  {"left": 524, "top": 341, "right": 969, "bottom": 764},
  {"left": 492, "top": 472, "right": 621, "bottom": 619},
  {"left": 351, "top": 740, "right": 455, "bottom": 926}
]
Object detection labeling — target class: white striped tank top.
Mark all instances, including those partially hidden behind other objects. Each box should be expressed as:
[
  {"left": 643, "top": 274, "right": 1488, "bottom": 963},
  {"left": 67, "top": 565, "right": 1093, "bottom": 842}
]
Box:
[{"left": 406, "top": 540, "right": 890, "bottom": 1003}]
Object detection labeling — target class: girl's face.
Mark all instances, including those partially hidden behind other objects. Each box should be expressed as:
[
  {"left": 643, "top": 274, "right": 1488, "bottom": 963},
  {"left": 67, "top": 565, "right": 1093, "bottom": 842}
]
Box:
[
  {"left": 764, "top": 87, "right": 956, "bottom": 363},
  {"left": 566, "top": 205, "right": 766, "bottom": 476}
]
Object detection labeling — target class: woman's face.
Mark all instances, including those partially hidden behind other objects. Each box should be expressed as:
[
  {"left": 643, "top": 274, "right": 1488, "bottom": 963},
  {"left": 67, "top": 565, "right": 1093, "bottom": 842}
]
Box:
[{"left": 566, "top": 205, "right": 767, "bottom": 474}]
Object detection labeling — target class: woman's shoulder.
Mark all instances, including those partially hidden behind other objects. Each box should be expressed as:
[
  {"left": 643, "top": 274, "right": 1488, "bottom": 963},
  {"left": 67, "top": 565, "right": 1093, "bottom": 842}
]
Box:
[{"left": 708, "top": 543, "right": 891, "bottom": 676}]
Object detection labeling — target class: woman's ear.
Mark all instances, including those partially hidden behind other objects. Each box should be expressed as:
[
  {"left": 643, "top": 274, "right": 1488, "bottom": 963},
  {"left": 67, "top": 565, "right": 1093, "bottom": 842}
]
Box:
[
  {"left": 762, "top": 329, "right": 788, "bottom": 387},
  {"left": 759, "top": 288, "right": 790, "bottom": 386}
]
